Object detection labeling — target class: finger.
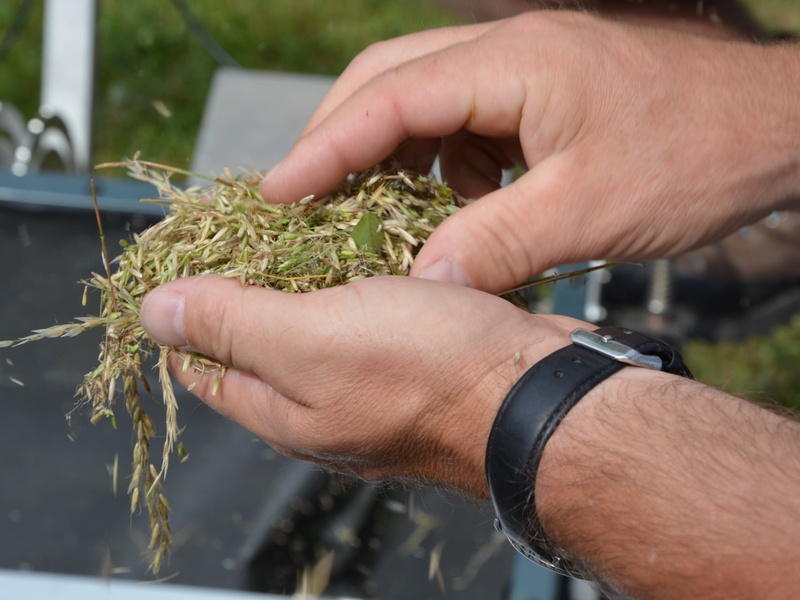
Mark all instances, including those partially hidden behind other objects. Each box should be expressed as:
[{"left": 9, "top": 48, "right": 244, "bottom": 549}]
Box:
[
  {"left": 438, "top": 132, "right": 521, "bottom": 199},
  {"left": 260, "top": 28, "right": 532, "bottom": 204},
  {"left": 411, "top": 154, "right": 589, "bottom": 292},
  {"left": 300, "top": 22, "right": 496, "bottom": 136},
  {"left": 167, "top": 353, "right": 321, "bottom": 461},
  {"left": 141, "top": 275, "right": 325, "bottom": 382},
  {"left": 142, "top": 275, "right": 356, "bottom": 448},
  {"left": 141, "top": 274, "right": 430, "bottom": 403},
  {"left": 393, "top": 139, "right": 442, "bottom": 175}
]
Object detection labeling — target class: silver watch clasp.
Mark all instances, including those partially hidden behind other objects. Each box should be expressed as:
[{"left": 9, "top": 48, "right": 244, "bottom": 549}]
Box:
[{"left": 569, "top": 329, "right": 663, "bottom": 370}]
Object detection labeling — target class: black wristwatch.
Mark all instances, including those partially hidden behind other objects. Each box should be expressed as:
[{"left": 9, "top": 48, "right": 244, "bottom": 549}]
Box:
[{"left": 485, "top": 326, "right": 693, "bottom": 576}]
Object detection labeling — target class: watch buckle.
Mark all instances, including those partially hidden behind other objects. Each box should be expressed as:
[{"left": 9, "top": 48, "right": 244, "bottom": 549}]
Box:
[{"left": 570, "top": 329, "right": 663, "bottom": 370}]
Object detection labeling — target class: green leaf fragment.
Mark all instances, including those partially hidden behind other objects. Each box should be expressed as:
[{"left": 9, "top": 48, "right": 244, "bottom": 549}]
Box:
[{"left": 351, "top": 212, "right": 383, "bottom": 254}]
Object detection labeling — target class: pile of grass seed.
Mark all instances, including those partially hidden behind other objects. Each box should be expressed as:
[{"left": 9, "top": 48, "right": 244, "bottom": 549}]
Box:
[{"left": 1, "top": 159, "right": 461, "bottom": 573}]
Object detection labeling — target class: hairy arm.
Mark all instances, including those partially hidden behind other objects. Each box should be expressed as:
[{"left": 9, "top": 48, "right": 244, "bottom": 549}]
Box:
[
  {"left": 140, "top": 274, "right": 800, "bottom": 597},
  {"left": 536, "top": 368, "right": 800, "bottom": 599}
]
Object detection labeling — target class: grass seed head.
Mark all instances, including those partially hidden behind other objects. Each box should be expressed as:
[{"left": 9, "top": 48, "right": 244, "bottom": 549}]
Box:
[{"left": 2, "top": 158, "right": 462, "bottom": 573}]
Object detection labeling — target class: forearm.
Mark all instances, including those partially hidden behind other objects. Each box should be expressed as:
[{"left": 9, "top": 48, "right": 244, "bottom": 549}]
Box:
[
  {"left": 635, "top": 34, "right": 800, "bottom": 230},
  {"left": 536, "top": 368, "right": 800, "bottom": 599},
  {"left": 767, "top": 42, "right": 800, "bottom": 210},
  {"left": 729, "top": 41, "right": 800, "bottom": 215}
]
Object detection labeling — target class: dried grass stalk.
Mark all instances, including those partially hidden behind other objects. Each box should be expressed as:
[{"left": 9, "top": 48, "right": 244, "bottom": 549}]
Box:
[
  {"left": 0, "top": 158, "right": 461, "bottom": 572},
  {"left": 1, "top": 157, "right": 614, "bottom": 574}
]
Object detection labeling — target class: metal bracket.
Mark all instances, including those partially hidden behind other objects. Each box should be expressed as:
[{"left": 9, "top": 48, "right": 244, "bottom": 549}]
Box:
[{"left": 40, "top": 0, "right": 97, "bottom": 171}]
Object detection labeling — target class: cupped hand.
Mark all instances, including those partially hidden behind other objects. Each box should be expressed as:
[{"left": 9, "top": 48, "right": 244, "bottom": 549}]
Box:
[
  {"left": 140, "top": 274, "right": 584, "bottom": 497},
  {"left": 260, "top": 11, "right": 797, "bottom": 293}
]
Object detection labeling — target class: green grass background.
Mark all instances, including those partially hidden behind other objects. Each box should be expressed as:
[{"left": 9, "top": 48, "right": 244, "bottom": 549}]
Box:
[
  {"left": 0, "top": 1, "right": 459, "bottom": 167},
  {"left": 1, "top": 0, "right": 799, "bottom": 407}
]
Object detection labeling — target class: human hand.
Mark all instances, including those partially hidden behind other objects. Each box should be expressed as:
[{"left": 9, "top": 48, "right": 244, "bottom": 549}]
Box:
[
  {"left": 260, "top": 12, "right": 799, "bottom": 293},
  {"left": 140, "top": 274, "right": 584, "bottom": 497}
]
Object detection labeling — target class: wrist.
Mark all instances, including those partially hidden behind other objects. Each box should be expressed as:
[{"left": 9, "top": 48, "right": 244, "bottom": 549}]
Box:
[
  {"left": 734, "top": 42, "right": 800, "bottom": 214},
  {"left": 764, "top": 43, "right": 800, "bottom": 210},
  {"left": 535, "top": 366, "right": 677, "bottom": 522},
  {"left": 633, "top": 33, "right": 800, "bottom": 231},
  {"left": 427, "top": 311, "right": 574, "bottom": 498},
  {"left": 485, "top": 327, "right": 692, "bottom": 575},
  {"left": 532, "top": 367, "right": 690, "bottom": 583}
]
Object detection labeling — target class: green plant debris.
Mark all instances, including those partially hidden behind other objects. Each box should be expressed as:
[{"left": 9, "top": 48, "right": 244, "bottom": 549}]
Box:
[
  {"left": 351, "top": 211, "right": 384, "bottom": 254},
  {"left": 0, "top": 158, "right": 461, "bottom": 573},
  {"left": 0, "top": 157, "right": 615, "bottom": 574}
]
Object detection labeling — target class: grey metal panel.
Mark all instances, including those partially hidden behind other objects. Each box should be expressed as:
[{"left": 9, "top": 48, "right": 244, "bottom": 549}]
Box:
[
  {"left": 41, "top": 0, "right": 97, "bottom": 171},
  {"left": 0, "top": 569, "right": 340, "bottom": 600},
  {"left": 0, "top": 169, "right": 164, "bottom": 216},
  {"left": 190, "top": 68, "right": 334, "bottom": 181}
]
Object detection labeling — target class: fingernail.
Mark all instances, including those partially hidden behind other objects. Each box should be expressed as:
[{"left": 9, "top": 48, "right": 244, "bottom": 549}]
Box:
[
  {"left": 141, "top": 290, "right": 187, "bottom": 347},
  {"left": 417, "top": 258, "right": 472, "bottom": 287}
]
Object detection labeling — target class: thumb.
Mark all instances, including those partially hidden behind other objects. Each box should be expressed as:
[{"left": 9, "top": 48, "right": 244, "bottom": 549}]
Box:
[
  {"left": 139, "top": 274, "right": 326, "bottom": 455},
  {"left": 139, "top": 274, "right": 295, "bottom": 374},
  {"left": 412, "top": 157, "right": 581, "bottom": 293}
]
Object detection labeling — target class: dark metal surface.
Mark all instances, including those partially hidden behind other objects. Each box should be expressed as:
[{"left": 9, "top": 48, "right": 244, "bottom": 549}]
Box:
[
  {"left": 0, "top": 169, "right": 164, "bottom": 216},
  {"left": 0, "top": 204, "right": 513, "bottom": 599}
]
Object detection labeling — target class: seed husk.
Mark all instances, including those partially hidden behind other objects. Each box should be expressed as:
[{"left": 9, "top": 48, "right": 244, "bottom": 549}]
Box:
[
  {"left": 1, "top": 157, "right": 614, "bottom": 574},
  {"left": 0, "top": 157, "right": 461, "bottom": 572}
]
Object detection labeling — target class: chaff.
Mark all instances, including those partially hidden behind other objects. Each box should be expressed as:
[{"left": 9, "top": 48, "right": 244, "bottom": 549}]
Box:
[
  {"left": 1, "top": 156, "right": 615, "bottom": 574},
  {"left": 1, "top": 158, "right": 460, "bottom": 572}
]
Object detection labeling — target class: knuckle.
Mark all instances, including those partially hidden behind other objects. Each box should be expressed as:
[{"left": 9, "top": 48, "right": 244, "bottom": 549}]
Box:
[{"left": 349, "top": 39, "right": 392, "bottom": 73}]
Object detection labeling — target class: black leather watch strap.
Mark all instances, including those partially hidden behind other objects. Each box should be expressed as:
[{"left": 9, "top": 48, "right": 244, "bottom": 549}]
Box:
[{"left": 485, "top": 326, "right": 693, "bottom": 575}]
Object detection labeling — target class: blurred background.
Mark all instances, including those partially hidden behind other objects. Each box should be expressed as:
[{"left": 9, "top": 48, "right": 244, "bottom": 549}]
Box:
[
  {"left": 2, "top": 0, "right": 798, "bottom": 169},
  {"left": 0, "top": 1, "right": 460, "bottom": 169},
  {"left": 0, "top": 1, "right": 799, "bottom": 599}
]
